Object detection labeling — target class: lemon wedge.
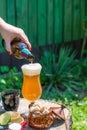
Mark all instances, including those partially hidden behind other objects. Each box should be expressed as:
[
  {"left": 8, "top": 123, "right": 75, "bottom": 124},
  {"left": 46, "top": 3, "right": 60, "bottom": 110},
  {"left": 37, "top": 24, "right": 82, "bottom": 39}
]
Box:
[{"left": 6, "top": 111, "right": 21, "bottom": 122}]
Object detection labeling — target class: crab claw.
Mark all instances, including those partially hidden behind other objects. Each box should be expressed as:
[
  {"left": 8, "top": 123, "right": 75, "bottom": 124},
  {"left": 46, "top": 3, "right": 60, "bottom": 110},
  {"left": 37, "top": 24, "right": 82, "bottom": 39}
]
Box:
[{"left": 49, "top": 104, "right": 66, "bottom": 121}]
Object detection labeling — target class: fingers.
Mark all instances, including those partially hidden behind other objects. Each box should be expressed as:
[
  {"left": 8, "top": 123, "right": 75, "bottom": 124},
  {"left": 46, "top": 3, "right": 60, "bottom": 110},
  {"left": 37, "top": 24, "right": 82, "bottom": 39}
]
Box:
[
  {"left": 18, "top": 29, "right": 32, "bottom": 50},
  {"left": 20, "top": 34, "right": 32, "bottom": 50},
  {"left": 4, "top": 27, "right": 32, "bottom": 54}
]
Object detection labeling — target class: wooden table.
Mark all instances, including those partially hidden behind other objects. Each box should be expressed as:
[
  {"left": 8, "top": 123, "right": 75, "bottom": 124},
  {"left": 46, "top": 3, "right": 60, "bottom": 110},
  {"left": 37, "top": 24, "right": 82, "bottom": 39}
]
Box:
[
  {"left": 17, "top": 98, "right": 72, "bottom": 130},
  {"left": 0, "top": 98, "right": 72, "bottom": 130}
]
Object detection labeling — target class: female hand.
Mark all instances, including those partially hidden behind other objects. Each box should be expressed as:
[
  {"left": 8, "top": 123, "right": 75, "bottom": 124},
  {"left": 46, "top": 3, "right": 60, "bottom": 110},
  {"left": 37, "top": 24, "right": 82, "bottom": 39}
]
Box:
[{"left": 0, "top": 18, "right": 31, "bottom": 54}]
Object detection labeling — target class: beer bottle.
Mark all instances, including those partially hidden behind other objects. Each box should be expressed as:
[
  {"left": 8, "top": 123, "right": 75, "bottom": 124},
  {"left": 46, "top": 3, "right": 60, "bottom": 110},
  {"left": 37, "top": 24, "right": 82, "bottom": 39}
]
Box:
[{"left": 11, "top": 38, "right": 35, "bottom": 62}]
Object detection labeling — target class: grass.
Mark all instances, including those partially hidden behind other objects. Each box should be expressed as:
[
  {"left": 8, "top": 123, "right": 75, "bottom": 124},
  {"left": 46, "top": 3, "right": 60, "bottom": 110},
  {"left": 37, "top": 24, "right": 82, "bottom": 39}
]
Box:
[{"left": 41, "top": 87, "right": 87, "bottom": 130}]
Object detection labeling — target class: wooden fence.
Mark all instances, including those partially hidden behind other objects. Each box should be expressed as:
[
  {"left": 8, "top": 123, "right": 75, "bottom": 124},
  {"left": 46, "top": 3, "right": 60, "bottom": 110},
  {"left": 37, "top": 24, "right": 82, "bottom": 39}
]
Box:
[
  {"left": 0, "top": 0, "right": 86, "bottom": 49},
  {"left": 0, "top": 0, "right": 86, "bottom": 70}
]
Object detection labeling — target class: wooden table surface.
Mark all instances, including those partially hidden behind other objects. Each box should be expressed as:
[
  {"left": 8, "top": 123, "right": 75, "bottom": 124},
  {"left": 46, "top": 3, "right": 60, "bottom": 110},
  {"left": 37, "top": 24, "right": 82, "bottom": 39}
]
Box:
[
  {"left": 0, "top": 98, "right": 72, "bottom": 130},
  {"left": 18, "top": 98, "right": 72, "bottom": 130}
]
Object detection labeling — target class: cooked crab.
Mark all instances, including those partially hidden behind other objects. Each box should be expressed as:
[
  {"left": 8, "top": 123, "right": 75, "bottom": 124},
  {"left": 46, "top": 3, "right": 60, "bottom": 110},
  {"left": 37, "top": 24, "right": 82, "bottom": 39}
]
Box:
[{"left": 28, "top": 103, "right": 65, "bottom": 129}]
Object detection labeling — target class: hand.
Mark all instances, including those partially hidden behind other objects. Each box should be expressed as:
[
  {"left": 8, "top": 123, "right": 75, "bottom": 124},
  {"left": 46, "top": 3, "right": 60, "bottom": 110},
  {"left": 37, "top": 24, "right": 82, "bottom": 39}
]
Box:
[{"left": 0, "top": 18, "right": 31, "bottom": 54}]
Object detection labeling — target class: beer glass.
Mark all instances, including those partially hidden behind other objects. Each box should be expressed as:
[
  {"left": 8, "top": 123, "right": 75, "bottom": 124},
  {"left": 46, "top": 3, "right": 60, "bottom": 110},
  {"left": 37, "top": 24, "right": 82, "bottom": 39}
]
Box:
[{"left": 21, "top": 63, "right": 42, "bottom": 102}]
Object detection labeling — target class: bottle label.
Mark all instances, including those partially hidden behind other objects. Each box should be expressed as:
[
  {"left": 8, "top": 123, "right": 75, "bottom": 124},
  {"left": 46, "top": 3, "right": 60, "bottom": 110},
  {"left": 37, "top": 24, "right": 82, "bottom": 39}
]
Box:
[
  {"left": 17, "top": 43, "right": 27, "bottom": 49},
  {"left": 21, "top": 48, "right": 32, "bottom": 58}
]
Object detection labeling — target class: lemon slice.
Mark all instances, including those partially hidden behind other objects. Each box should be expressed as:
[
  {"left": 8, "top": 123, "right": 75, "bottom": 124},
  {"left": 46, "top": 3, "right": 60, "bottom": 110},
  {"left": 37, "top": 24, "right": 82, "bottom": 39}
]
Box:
[
  {"left": 9, "top": 116, "right": 24, "bottom": 124},
  {"left": 0, "top": 113, "right": 11, "bottom": 125},
  {"left": 6, "top": 111, "right": 21, "bottom": 122},
  {"left": 15, "top": 116, "right": 24, "bottom": 123}
]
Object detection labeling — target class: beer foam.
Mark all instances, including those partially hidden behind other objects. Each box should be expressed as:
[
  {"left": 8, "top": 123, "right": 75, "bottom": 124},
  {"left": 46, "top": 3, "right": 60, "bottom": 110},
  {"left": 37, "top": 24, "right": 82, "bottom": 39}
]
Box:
[{"left": 21, "top": 63, "right": 42, "bottom": 76}]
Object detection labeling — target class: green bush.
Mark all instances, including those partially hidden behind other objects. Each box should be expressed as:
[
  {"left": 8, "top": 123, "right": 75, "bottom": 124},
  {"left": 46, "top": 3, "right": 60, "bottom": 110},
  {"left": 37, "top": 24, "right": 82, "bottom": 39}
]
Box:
[
  {"left": 40, "top": 47, "right": 83, "bottom": 100},
  {"left": 0, "top": 66, "right": 23, "bottom": 92}
]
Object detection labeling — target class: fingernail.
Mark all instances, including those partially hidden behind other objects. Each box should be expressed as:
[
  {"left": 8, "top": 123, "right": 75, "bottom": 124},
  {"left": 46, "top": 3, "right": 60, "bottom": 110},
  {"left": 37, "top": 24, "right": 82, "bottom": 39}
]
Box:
[
  {"left": 8, "top": 51, "right": 11, "bottom": 55},
  {"left": 29, "top": 47, "right": 32, "bottom": 51},
  {"left": 21, "top": 121, "right": 27, "bottom": 127}
]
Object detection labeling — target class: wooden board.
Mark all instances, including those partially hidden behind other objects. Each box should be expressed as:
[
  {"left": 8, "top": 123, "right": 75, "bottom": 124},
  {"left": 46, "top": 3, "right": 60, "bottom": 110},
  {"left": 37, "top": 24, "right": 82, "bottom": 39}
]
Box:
[
  {"left": 16, "top": 0, "right": 28, "bottom": 34},
  {"left": 0, "top": 0, "right": 86, "bottom": 48},
  {"left": 18, "top": 98, "right": 72, "bottom": 130},
  {"left": 64, "top": 0, "right": 72, "bottom": 42},
  {"left": 6, "top": 0, "right": 16, "bottom": 25},
  {"left": 73, "top": 0, "right": 81, "bottom": 40},
  {"left": 38, "top": 0, "right": 47, "bottom": 46},
  {"left": 54, "top": 0, "right": 63, "bottom": 43},
  {"left": 28, "top": 0, "right": 38, "bottom": 47},
  {"left": 47, "top": 0, "right": 54, "bottom": 45}
]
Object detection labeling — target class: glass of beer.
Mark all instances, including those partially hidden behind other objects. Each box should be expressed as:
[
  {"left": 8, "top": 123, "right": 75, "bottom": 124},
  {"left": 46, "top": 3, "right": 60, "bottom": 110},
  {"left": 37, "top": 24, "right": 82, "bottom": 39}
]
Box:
[{"left": 21, "top": 63, "right": 42, "bottom": 103}]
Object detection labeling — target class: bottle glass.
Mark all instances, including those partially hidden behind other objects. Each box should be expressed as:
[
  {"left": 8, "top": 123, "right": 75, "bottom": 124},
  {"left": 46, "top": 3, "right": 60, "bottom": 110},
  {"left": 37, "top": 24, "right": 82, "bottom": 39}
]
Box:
[{"left": 11, "top": 39, "right": 34, "bottom": 62}]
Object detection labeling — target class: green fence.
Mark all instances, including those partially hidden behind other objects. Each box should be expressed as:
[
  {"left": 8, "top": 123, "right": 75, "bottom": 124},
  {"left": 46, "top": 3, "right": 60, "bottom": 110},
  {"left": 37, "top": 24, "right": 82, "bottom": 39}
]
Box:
[{"left": 0, "top": 0, "right": 86, "bottom": 51}]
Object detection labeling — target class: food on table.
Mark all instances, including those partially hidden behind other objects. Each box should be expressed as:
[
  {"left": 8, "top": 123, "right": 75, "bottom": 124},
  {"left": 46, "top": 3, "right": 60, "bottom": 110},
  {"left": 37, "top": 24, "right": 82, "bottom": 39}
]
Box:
[
  {"left": 0, "top": 111, "right": 24, "bottom": 126},
  {"left": 0, "top": 113, "right": 11, "bottom": 125},
  {"left": 7, "top": 111, "right": 24, "bottom": 124},
  {"left": 6, "top": 111, "right": 21, "bottom": 122},
  {"left": 27, "top": 103, "right": 66, "bottom": 129},
  {"left": 28, "top": 104, "right": 54, "bottom": 129},
  {"left": 49, "top": 105, "right": 65, "bottom": 121}
]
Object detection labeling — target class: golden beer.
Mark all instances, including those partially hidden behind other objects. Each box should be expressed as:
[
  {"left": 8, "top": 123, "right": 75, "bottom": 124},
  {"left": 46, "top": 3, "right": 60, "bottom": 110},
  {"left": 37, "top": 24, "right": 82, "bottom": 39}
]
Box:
[{"left": 21, "top": 63, "right": 42, "bottom": 102}]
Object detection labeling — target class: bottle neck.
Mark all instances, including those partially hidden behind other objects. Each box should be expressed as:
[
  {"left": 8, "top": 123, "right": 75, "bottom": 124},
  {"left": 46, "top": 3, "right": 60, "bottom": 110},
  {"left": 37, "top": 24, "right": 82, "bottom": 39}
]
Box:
[{"left": 20, "top": 48, "right": 34, "bottom": 62}]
